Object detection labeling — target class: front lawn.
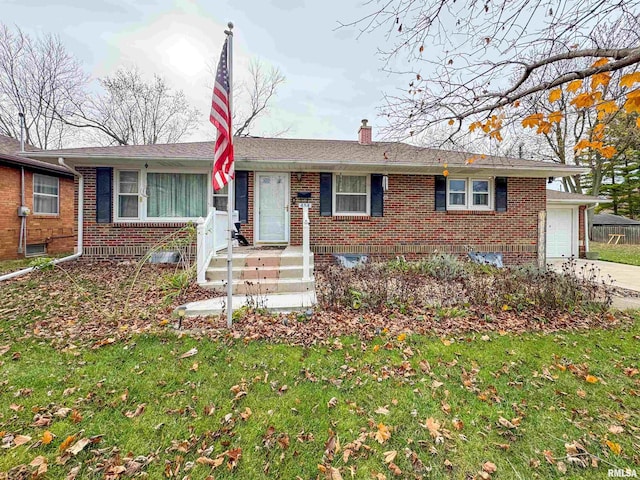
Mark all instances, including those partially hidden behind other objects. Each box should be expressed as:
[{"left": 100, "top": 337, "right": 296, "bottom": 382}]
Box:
[
  {"left": 591, "top": 242, "right": 640, "bottom": 266},
  {"left": 1, "top": 326, "right": 639, "bottom": 479},
  {"left": 0, "top": 260, "right": 638, "bottom": 479}
]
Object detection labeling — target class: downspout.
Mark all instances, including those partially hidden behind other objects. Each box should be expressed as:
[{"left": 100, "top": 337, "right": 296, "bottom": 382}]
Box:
[
  {"left": 0, "top": 158, "right": 83, "bottom": 282},
  {"left": 18, "top": 167, "right": 25, "bottom": 254},
  {"left": 18, "top": 113, "right": 26, "bottom": 254}
]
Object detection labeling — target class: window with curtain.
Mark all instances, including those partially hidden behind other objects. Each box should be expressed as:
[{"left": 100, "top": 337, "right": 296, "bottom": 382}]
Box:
[
  {"left": 33, "top": 174, "right": 59, "bottom": 214},
  {"left": 334, "top": 174, "right": 368, "bottom": 214},
  {"left": 147, "top": 173, "right": 207, "bottom": 218},
  {"left": 118, "top": 171, "right": 139, "bottom": 218},
  {"left": 472, "top": 180, "right": 489, "bottom": 206},
  {"left": 448, "top": 179, "right": 467, "bottom": 207},
  {"left": 212, "top": 183, "right": 228, "bottom": 211}
]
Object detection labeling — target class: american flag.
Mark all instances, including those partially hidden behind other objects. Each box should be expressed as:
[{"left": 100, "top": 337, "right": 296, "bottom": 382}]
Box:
[{"left": 210, "top": 37, "right": 234, "bottom": 191}]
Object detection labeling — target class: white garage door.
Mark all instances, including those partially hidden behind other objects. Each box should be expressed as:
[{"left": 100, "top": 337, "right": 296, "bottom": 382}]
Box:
[{"left": 547, "top": 208, "right": 574, "bottom": 258}]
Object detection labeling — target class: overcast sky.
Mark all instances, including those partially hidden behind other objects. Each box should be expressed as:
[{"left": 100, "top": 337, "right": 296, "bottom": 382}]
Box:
[{"left": 3, "top": 0, "right": 401, "bottom": 143}]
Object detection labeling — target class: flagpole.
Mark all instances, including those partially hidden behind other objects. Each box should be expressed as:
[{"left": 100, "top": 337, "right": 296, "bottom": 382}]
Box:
[{"left": 225, "top": 22, "right": 234, "bottom": 329}]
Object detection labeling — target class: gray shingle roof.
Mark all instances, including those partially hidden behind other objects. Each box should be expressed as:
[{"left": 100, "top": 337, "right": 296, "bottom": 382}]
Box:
[
  {"left": 546, "top": 190, "right": 603, "bottom": 203},
  {"left": 27, "top": 136, "right": 583, "bottom": 173},
  {"left": 593, "top": 213, "right": 640, "bottom": 225},
  {"left": 0, "top": 135, "right": 71, "bottom": 176}
]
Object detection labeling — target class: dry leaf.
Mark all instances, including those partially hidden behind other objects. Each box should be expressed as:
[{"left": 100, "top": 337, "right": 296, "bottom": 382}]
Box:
[
  {"left": 59, "top": 435, "right": 76, "bottom": 452},
  {"left": 68, "top": 437, "right": 90, "bottom": 456},
  {"left": 375, "top": 406, "right": 390, "bottom": 415},
  {"left": 42, "top": 431, "right": 54, "bottom": 445},
  {"left": 608, "top": 425, "right": 624, "bottom": 434},
  {"left": 606, "top": 440, "right": 622, "bottom": 455},
  {"left": 180, "top": 347, "right": 198, "bottom": 358},
  {"left": 375, "top": 423, "right": 391, "bottom": 444},
  {"left": 383, "top": 450, "right": 397, "bottom": 464},
  {"left": 197, "top": 456, "right": 224, "bottom": 468},
  {"left": 424, "top": 417, "right": 441, "bottom": 438},
  {"left": 482, "top": 461, "right": 497, "bottom": 473},
  {"left": 576, "top": 389, "right": 587, "bottom": 398},
  {"left": 240, "top": 407, "right": 252, "bottom": 421},
  {"left": 13, "top": 434, "right": 31, "bottom": 447},
  {"left": 66, "top": 465, "right": 81, "bottom": 479},
  {"left": 388, "top": 462, "right": 402, "bottom": 476},
  {"left": 585, "top": 375, "right": 599, "bottom": 384},
  {"left": 327, "top": 397, "right": 338, "bottom": 408},
  {"left": 124, "top": 403, "right": 146, "bottom": 418}
]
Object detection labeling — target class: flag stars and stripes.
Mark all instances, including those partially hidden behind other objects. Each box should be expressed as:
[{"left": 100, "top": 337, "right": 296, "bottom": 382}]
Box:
[{"left": 210, "top": 37, "right": 234, "bottom": 191}]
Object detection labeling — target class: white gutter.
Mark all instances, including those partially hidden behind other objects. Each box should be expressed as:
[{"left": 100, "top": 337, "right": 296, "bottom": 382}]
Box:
[{"left": 0, "top": 158, "right": 83, "bottom": 282}]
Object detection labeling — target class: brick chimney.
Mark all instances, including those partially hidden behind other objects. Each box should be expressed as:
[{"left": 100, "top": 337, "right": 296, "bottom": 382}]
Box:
[{"left": 358, "top": 119, "right": 372, "bottom": 145}]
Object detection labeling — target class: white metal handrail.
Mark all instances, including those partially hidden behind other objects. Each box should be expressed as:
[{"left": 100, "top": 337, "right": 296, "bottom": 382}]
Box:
[{"left": 196, "top": 208, "right": 240, "bottom": 284}]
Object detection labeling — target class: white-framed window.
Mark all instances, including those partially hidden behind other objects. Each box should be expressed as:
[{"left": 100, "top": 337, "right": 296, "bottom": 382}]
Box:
[
  {"left": 333, "top": 174, "right": 370, "bottom": 215},
  {"left": 212, "top": 183, "right": 228, "bottom": 211},
  {"left": 447, "top": 177, "right": 493, "bottom": 210},
  {"left": 114, "top": 169, "right": 210, "bottom": 222},
  {"left": 116, "top": 170, "right": 140, "bottom": 219},
  {"left": 33, "top": 174, "right": 59, "bottom": 215}
]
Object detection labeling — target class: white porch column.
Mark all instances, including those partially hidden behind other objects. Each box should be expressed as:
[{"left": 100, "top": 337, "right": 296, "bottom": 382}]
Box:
[{"left": 302, "top": 203, "right": 311, "bottom": 281}]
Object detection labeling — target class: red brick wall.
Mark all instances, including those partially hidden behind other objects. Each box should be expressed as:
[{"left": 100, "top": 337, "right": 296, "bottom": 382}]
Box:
[
  {"left": 284, "top": 173, "right": 544, "bottom": 265},
  {"left": 79, "top": 167, "right": 195, "bottom": 260},
  {"left": 578, "top": 205, "right": 586, "bottom": 258},
  {"left": 80, "top": 168, "right": 546, "bottom": 265},
  {"left": 0, "top": 164, "right": 76, "bottom": 260}
]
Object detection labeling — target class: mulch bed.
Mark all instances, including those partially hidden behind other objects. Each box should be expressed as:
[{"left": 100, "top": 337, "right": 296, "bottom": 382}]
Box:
[{"left": 0, "top": 261, "right": 635, "bottom": 348}]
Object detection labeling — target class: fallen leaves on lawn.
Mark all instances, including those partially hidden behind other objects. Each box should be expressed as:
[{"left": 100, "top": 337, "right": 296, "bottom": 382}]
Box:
[
  {"left": 13, "top": 434, "right": 32, "bottom": 447},
  {"left": 375, "top": 423, "right": 391, "bottom": 444},
  {"left": 124, "top": 403, "right": 146, "bottom": 418}
]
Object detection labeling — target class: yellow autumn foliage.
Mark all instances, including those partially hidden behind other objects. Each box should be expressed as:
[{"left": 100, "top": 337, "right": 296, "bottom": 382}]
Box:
[
  {"left": 548, "top": 88, "right": 562, "bottom": 103},
  {"left": 567, "top": 80, "right": 582, "bottom": 93},
  {"left": 619, "top": 72, "right": 640, "bottom": 88},
  {"left": 548, "top": 111, "right": 563, "bottom": 123}
]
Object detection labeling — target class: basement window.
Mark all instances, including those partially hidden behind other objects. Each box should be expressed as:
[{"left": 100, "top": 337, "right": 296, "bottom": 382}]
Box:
[{"left": 26, "top": 243, "right": 47, "bottom": 257}]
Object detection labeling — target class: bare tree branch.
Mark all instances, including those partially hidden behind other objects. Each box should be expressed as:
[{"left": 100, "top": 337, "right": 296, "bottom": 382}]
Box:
[
  {"left": 0, "top": 23, "right": 87, "bottom": 148},
  {"left": 60, "top": 67, "right": 200, "bottom": 145},
  {"left": 340, "top": 1, "right": 640, "bottom": 142},
  {"left": 232, "top": 59, "right": 286, "bottom": 137}
]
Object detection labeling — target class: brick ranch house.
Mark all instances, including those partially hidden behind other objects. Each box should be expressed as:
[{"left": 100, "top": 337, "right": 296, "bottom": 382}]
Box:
[
  {"left": 0, "top": 135, "right": 76, "bottom": 260},
  {"left": 26, "top": 121, "right": 595, "bottom": 268}
]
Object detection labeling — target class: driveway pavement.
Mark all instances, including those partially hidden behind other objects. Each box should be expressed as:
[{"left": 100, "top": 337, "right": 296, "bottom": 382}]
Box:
[{"left": 549, "top": 258, "right": 640, "bottom": 310}]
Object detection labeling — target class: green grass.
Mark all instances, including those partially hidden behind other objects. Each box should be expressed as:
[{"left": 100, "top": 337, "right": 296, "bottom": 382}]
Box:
[
  {"left": 1, "top": 324, "right": 639, "bottom": 479},
  {"left": 0, "top": 252, "right": 73, "bottom": 275},
  {"left": 591, "top": 242, "right": 640, "bottom": 266}
]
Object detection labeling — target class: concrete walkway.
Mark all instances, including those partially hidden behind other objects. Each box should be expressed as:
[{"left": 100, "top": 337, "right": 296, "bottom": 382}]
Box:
[
  {"left": 549, "top": 258, "right": 640, "bottom": 310},
  {"left": 178, "top": 291, "right": 317, "bottom": 317}
]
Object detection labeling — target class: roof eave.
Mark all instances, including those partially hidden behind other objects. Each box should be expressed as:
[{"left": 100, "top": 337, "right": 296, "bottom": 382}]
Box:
[{"left": 26, "top": 152, "right": 588, "bottom": 178}]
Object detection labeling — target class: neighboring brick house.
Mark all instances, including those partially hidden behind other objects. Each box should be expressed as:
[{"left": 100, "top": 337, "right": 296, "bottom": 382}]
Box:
[
  {"left": 27, "top": 121, "right": 589, "bottom": 266},
  {"left": 0, "top": 135, "right": 76, "bottom": 260}
]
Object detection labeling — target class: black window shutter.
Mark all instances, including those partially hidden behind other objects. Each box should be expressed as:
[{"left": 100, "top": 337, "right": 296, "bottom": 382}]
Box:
[
  {"left": 234, "top": 170, "right": 249, "bottom": 223},
  {"left": 319, "top": 173, "right": 332, "bottom": 216},
  {"left": 434, "top": 175, "right": 447, "bottom": 211},
  {"left": 495, "top": 177, "right": 508, "bottom": 212},
  {"left": 371, "top": 174, "right": 384, "bottom": 217},
  {"left": 96, "top": 167, "right": 112, "bottom": 223}
]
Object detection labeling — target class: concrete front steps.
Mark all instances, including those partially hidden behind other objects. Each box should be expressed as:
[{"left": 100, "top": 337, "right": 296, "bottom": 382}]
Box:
[{"left": 202, "top": 246, "right": 314, "bottom": 295}]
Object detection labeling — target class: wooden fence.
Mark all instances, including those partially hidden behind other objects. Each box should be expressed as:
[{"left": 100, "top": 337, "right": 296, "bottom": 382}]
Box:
[{"left": 591, "top": 225, "right": 640, "bottom": 244}]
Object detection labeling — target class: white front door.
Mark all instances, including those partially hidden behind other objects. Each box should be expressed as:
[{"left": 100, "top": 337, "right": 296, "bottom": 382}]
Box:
[
  {"left": 547, "top": 208, "right": 575, "bottom": 258},
  {"left": 256, "top": 172, "right": 289, "bottom": 243}
]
